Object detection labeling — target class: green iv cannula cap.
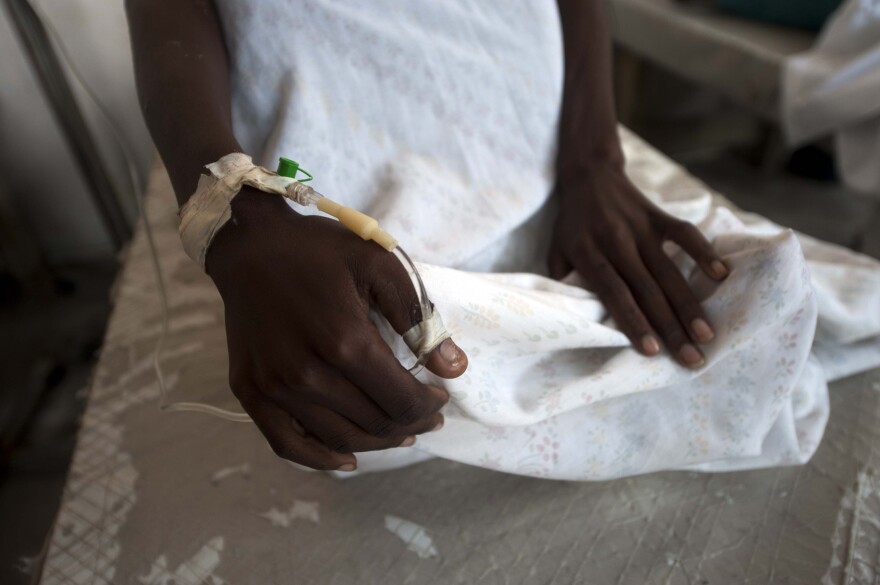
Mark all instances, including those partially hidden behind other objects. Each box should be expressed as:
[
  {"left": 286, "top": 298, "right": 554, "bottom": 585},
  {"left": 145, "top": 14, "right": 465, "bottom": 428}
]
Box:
[{"left": 276, "top": 157, "right": 313, "bottom": 182}]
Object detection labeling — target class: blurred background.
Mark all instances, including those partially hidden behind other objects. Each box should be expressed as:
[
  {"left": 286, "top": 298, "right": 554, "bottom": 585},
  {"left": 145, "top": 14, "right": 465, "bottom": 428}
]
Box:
[{"left": 0, "top": 0, "right": 878, "bottom": 583}]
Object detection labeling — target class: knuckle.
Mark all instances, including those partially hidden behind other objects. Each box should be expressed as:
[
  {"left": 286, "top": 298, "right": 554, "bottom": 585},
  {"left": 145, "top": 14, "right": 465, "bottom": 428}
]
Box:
[
  {"left": 656, "top": 263, "right": 680, "bottom": 282},
  {"left": 588, "top": 256, "right": 615, "bottom": 278},
  {"left": 570, "top": 238, "right": 592, "bottom": 264},
  {"left": 308, "top": 458, "right": 340, "bottom": 471},
  {"left": 262, "top": 384, "right": 286, "bottom": 403},
  {"left": 658, "top": 321, "right": 686, "bottom": 344},
  {"left": 365, "top": 241, "right": 393, "bottom": 267},
  {"left": 392, "top": 395, "right": 431, "bottom": 425},
  {"left": 286, "top": 367, "right": 321, "bottom": 396},
  {"left": 267, "top": 438, "right": 295, "bottom": 462},
  {"left": 671, "top": 220, "right": 700, "bottom": 241},
  {"left": 646, "top": 208, "right": 666, "bottom": 226},
  {"left": 620, "top": 306, "right": 645, "bottom": 330},
  {"left": 324, "top": 430, "right": 359, "bottom": 453},
  {"left": 416, "top": 414, "right": 443, "bottom": 434},
  {"left": 662, "top": 216, "right": 688, "bottom": 231},
  {"left": 612, "top": 229, "right": 634, "bottom": 248},
  {"left": 631, "top": 279, "right": 657, "bottom": 299},
  {"left": 652, "top": 210, "right": 691, "bottom": 232},
  {"left": 379, "top": 279, "right": 421, "bottom": 327},
  {"left": 366, "top": 416, "right": 398, "bottom": 438},
  {"left": 669, "top": 298, "right": 697, "bottom": 320},
  {"left": 322, "top": 335, "right": 364, "bottom": 367},
  {"left": 596, "top": 280, "right": 625, "bottom": 301},
  {"left": 275, "top": 445, "right": 335, "bottom": 470},
  {"left": 376, "top": 253, "right": 409, "bottom": 284},
  {"left": 654, "top": 258, "right": 681, "bottom": 277},
  {"left": 595, "top": 223, "right": 628, "bottom": 246}
]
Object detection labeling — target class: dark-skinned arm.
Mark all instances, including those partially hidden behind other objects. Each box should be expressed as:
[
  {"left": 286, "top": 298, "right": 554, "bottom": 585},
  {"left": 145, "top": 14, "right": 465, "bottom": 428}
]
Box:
[
  {"left": 550, "top": 0, "right": 729, "bottom": 369},
  {"left": 126, "top": 0, "right": 241, "bottom": 204},
  {"left": 125, "top": 0, "right": 466, "bottom": 471}
]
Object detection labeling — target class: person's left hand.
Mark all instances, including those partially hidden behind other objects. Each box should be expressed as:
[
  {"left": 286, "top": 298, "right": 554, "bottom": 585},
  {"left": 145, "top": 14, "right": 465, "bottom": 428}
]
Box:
[{"left": 548, "top": 162, "right": 729, "bottom": 368}]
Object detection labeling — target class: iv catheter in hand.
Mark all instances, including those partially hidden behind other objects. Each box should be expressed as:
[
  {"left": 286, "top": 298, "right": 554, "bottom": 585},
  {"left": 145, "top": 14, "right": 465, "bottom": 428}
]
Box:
[
  {"left": 158, "top": 157, "right": 451, "bottom": 423},
  {"left": 30, "top": 4, "right": 450, "bottom": 428},
  {"left": 275, "top": 157, "right": 398, "bottom": 251},
  {"left": 274, "top": 157, "right": 448, "bottom": 373}
]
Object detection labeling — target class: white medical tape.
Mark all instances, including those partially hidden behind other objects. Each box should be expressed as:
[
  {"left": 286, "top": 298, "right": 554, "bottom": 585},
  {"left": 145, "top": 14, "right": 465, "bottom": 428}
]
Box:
[
  {"left": 178, "top": 153, "right": 316, "bottom": 270},
  {"left": 403, "top": 307, "right": 449, "bottom": 359},
  {"left": 392, "top": 247, "right": 451, "bottom": 361},
  {"left": 180, "top": 153, "right": 451, "bottom": 365}
]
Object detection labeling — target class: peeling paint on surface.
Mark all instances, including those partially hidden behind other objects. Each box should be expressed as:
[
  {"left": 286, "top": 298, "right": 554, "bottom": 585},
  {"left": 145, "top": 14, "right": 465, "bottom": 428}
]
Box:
[
  {"left": 256, "top": 500, "right": 320, "bottom": 527},
  {"left": 138, "top": 536, "right": 225, "bottom": 585},
  {"left": 823, "top": 468, "right": 880, "bottom": 585},
  {"left": 384, "top": 515, "right": 438, "bottom": 559},
  {"left": 210, "top": 463, "right": 251, "bottom": 485},
  {"left": 714, "top": 489, "right": 735, "bottom": 505},
  {"left": 40, "top": 267, "right": 207, "bottom": 584}
]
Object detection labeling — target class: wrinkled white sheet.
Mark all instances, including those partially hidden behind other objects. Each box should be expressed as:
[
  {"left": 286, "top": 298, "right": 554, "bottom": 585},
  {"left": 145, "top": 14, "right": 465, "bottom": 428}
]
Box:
[
  {"left": 784, "top": 0, "right": 880, "bottom": 195},
  {"left": 364, "top": 183, "right": 880, "bottom": 480},
  {"left": 214, "top": 0, "right": 880, "bottom": 479}
]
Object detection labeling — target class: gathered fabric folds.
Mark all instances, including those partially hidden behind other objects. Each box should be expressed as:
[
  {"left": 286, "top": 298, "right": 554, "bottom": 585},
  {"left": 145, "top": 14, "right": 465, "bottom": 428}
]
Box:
[
  {"left": 401, "top": 196, "right": 877, "bottom": 480},
  {"left": 213, "top": 0, "right": 880, "bottom": 479}
]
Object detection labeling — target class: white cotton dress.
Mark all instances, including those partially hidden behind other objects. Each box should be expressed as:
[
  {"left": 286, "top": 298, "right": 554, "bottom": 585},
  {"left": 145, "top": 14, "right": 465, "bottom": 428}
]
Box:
[{"left": 213, "top": 0, "right": 880, "bottom": 480}]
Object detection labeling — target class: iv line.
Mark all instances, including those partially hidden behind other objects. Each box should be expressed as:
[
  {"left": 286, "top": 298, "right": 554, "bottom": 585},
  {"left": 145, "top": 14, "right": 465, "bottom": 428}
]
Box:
[{"left": 39, "top": 10, "right": 439, "bottom": 424}]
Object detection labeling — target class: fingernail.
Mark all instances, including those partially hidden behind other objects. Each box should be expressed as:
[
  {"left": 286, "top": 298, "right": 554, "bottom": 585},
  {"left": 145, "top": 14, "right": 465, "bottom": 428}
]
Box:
[
  {"left": 439, "top": 338, "right": 462, "bottom": 366},
  {"left": 679, "top": 344, "right": 705, "bottom": 367},
  {"left": 337, "top": 463, "right": 356, "bottom": 472},
  {"left": 400, "top": 436, "right": 416, "bottom": 447},
  {"left": 691, "top": 318, "right": 714, "bottom": 342},
  {"left": 641, "top": 335, "right": 660, "bottom": 355},
  {"left": 432, "top": 420, "right": 444, "bottom": 432},
  {"left": 711, "top": 260, "right": 729, "bottom": 279}
]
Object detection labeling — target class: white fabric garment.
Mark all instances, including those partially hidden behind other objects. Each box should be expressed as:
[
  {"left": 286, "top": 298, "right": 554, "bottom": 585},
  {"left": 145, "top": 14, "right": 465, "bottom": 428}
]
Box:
[
  {"left": 214, "top": 0, "right": 880, "bottom": 479},
  {"left": 783, "top": 0, "right": 880, "bottom": 195}
]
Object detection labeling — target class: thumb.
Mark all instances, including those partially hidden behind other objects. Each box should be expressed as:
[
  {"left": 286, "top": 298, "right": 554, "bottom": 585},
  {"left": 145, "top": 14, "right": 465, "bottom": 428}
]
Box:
[
  {"left": 369, "top": 251, "right": 468, "bottom": 378},
  {"left": 424, "top": 337, "right": 468, "bottom": 379}
]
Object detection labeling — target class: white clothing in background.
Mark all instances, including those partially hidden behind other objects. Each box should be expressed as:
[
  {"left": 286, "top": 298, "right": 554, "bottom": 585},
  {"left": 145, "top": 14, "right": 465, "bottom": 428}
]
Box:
[
  {"left": 784, "top": 0, "right": 880, "bottom": 195},
  {"left": 214, "top": 0, "right": 880, "bottom": 479}
]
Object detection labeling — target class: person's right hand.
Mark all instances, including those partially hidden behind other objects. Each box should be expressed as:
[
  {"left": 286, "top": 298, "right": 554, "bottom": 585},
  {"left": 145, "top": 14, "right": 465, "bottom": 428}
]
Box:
[{"left": 205, "top": 186, "right": 468, "bottom": 471}]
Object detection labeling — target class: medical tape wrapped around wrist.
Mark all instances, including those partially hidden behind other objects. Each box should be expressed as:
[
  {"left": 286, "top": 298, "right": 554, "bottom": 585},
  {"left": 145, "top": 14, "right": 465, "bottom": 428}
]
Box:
[{"left": 178, "top": 153, "right": 450, "bottom": 369}]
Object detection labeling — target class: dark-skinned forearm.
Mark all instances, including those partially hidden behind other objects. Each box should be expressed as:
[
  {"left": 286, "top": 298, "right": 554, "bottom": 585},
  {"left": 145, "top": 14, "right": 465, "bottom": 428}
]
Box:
[
  {"left": 125, "top": 0, "right": 242, "bottom": 205},
  {"left": 555, "top": 0, "right": 624, "bottom": 184}
]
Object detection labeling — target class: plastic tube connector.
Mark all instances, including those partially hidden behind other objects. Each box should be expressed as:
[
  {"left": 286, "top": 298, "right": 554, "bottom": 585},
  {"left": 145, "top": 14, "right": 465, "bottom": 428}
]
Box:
[
  {"left": 276, "top": 157, "right": 397, "bottom": 250},
  {"left": 317, "top": 198, "right": 398, "bottom": 250},
  {"left": 277, "top": 157, "right": 313, "bottom": 182}
]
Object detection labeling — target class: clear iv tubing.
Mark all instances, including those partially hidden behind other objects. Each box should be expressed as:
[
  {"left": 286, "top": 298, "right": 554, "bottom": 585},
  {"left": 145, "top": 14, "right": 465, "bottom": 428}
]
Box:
[
  {"left": 156, "top": 241, "right": 434, "bottom": 424},
  {"left": 42, "top": 12, "right": 436, "bottom": 424}
]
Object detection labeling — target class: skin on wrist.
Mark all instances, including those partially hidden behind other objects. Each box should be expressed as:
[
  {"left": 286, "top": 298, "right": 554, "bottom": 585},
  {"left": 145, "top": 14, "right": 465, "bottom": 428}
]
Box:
[
  {"left": 204, "top": 186, "right": 298, "bottom": 279},
  {"left": 554, "top": 0, "right": 624, "bottom": 186},
  {"left": 556, "top": 148, "right": 626, "bottom": 191},
  {"left": 126, "top": 0, "right": 242, "bottom": 206}
]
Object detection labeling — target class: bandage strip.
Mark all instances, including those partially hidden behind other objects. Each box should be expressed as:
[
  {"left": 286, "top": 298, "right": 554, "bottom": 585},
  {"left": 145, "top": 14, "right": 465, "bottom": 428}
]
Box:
[
  {"left": 177, "top": 153, "right": 450, "bottom": 369},
  {"left": 179, "top": 153, "right": 398, "bottom": 267},
  {"left": 393, "top": 247, "right": 449, "bottom": 369}
]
